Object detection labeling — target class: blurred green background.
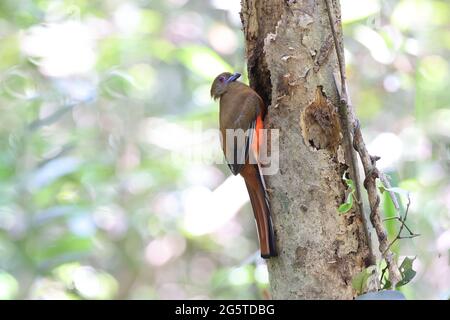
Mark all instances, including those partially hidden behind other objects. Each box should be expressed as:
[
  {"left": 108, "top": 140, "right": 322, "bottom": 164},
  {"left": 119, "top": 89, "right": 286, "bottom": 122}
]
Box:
[{"left": 0, "top": 0, "right": 449, "bottom": 299}]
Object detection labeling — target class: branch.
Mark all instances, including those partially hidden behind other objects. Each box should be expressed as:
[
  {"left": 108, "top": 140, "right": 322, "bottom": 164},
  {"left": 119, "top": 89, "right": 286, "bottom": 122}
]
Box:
[
  {"left": 324, "top": 0, "right": 401, "bottom": 287},
  {"left": 325, "top": 0, "right": 375, "bottom": 264},
  {"left": 324, "top": 0, "right": 347, "bottom": 104},
  {"left": 352, "top": 121, "right": 402, "bottom": 287},
  {"left": 384, "top": 195, "right": 420, "bottom": 254},
  {"left": 379, "top": 172, "right": 400, "bottom": 211}
]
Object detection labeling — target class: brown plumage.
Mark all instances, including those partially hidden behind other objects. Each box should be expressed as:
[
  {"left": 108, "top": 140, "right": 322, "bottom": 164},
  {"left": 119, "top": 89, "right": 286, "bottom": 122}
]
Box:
[{"left": 211, "top": 72, "right": 277, "bottom": 259}]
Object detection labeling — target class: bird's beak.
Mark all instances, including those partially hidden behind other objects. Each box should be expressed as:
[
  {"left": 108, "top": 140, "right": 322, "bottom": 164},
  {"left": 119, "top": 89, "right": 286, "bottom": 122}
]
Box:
[{"left": 226, "top": 72, "right": 241, "bottom": 84}]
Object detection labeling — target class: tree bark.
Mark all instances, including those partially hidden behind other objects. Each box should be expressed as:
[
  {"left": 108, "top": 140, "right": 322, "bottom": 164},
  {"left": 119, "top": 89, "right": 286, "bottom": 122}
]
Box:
[{"left": 241, "top": 0, "right": 372, "bottom": 299}]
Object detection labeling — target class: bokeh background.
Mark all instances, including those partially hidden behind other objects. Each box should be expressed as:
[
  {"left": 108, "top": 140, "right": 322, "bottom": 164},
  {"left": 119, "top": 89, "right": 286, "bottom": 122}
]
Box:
[{"left": 0, "top": 0, "right": 449, "bottom": 299}]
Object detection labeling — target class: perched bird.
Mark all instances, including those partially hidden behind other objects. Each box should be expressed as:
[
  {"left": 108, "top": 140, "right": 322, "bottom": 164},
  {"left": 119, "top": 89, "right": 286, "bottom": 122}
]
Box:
[{"left": 210, "top": 72, "right": 277, "bottom": 258}]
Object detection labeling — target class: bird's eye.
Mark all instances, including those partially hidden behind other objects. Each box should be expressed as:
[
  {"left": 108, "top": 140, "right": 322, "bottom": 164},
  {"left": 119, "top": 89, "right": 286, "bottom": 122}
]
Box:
[{"left": 218, "top": 76, "right": 225, "bottom": 83}]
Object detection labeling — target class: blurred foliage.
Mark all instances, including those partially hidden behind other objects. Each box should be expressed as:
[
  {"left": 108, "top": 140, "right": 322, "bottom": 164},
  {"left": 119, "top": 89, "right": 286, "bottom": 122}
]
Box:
[{"left": 0, "top": 0, "right": 448, "bottom": 299}]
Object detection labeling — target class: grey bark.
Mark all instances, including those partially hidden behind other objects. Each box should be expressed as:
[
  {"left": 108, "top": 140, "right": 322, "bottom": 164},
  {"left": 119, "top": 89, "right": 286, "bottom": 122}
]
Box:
[{"left": 240, "top": 0, "right": 371, "bottom": 299}]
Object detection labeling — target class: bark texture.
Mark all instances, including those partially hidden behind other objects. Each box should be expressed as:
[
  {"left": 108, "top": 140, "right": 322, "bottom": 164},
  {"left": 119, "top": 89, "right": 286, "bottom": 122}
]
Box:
[{"left": 240, "top": 0, "right": 371, "bottom": 299}]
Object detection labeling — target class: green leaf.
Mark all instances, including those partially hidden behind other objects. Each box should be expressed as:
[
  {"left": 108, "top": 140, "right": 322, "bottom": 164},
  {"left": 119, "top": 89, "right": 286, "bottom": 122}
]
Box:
[
  {"left": 352, "top": 266, "right": 375, "bottom": 295},
  {"left": 342, "top": 172, "right": 355, "bottom": 191},
  {"left": 338, "top": 192, "right": 354, "bottom": 213},
  {"left": 343, "top": 178, "right": 355, "bottom": 190},
  {"left": 397, "top": 257, "right": 417, "bottom": 287},
  {"left": 382, "top": 257, "right": 417, "bottom": 289},
  {"left": 339, "top": 172, "right": 356, "bottom": 214},
  {"left": 382, "top": 191, "right": 398, "bottom": 253}
]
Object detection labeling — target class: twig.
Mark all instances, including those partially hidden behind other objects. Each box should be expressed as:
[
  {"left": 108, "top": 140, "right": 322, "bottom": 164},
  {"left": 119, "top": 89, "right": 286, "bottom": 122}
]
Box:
[
  {"left": 324, "top": 0, "right": 347, "bottom": 104},
  {"left": 326, "top": 4, "right": 375, "bottom": 264},
  {"left": 352, "top": 121, "right": 402, "bottom": 287},
  {"left": 402, "top": 224, "right": 418, "bottom": 237},
  {"left": 384, "top": 195, "right": 420, "bottom": 254},
  {"left": 332, "top": 74, "right": 375, "bottom": 265},
  {"left": 324, "top": 0, "right": 401, "bottom": 288},
  {"left": 379, "top": 172, "right": 400, "bottom": 211},
  {"left": 397, "top": 235, "right": 420, "bottom": 239},
  {"left": 327, "top": 0, "right": 375, "bottom": 264},
  {"left": 380, "top": 265, "right": 388, "bottom": 284}
]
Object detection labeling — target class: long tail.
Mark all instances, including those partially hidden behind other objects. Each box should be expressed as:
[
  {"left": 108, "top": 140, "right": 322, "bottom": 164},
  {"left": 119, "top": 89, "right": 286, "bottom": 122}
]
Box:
[{"left": 241, "top": 163, "right": 277, "bottom": 259}]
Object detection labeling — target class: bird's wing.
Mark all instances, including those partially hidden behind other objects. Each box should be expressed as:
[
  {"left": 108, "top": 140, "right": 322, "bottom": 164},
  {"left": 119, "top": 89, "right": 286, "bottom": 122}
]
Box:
[{"left": 221, "top": 93, "right": 261, "bottom": 175}]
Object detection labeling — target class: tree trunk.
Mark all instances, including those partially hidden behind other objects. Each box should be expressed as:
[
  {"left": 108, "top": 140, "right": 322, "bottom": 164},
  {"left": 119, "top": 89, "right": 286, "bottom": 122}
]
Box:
[{"left": 240, "top": 0, "right": 372, "bottom": 299}]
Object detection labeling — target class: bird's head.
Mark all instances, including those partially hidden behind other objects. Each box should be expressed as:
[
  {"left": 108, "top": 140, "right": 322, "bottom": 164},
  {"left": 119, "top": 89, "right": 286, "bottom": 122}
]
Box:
[{"left": 210, "top": 72, "right": 241, "bottom": 100}]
